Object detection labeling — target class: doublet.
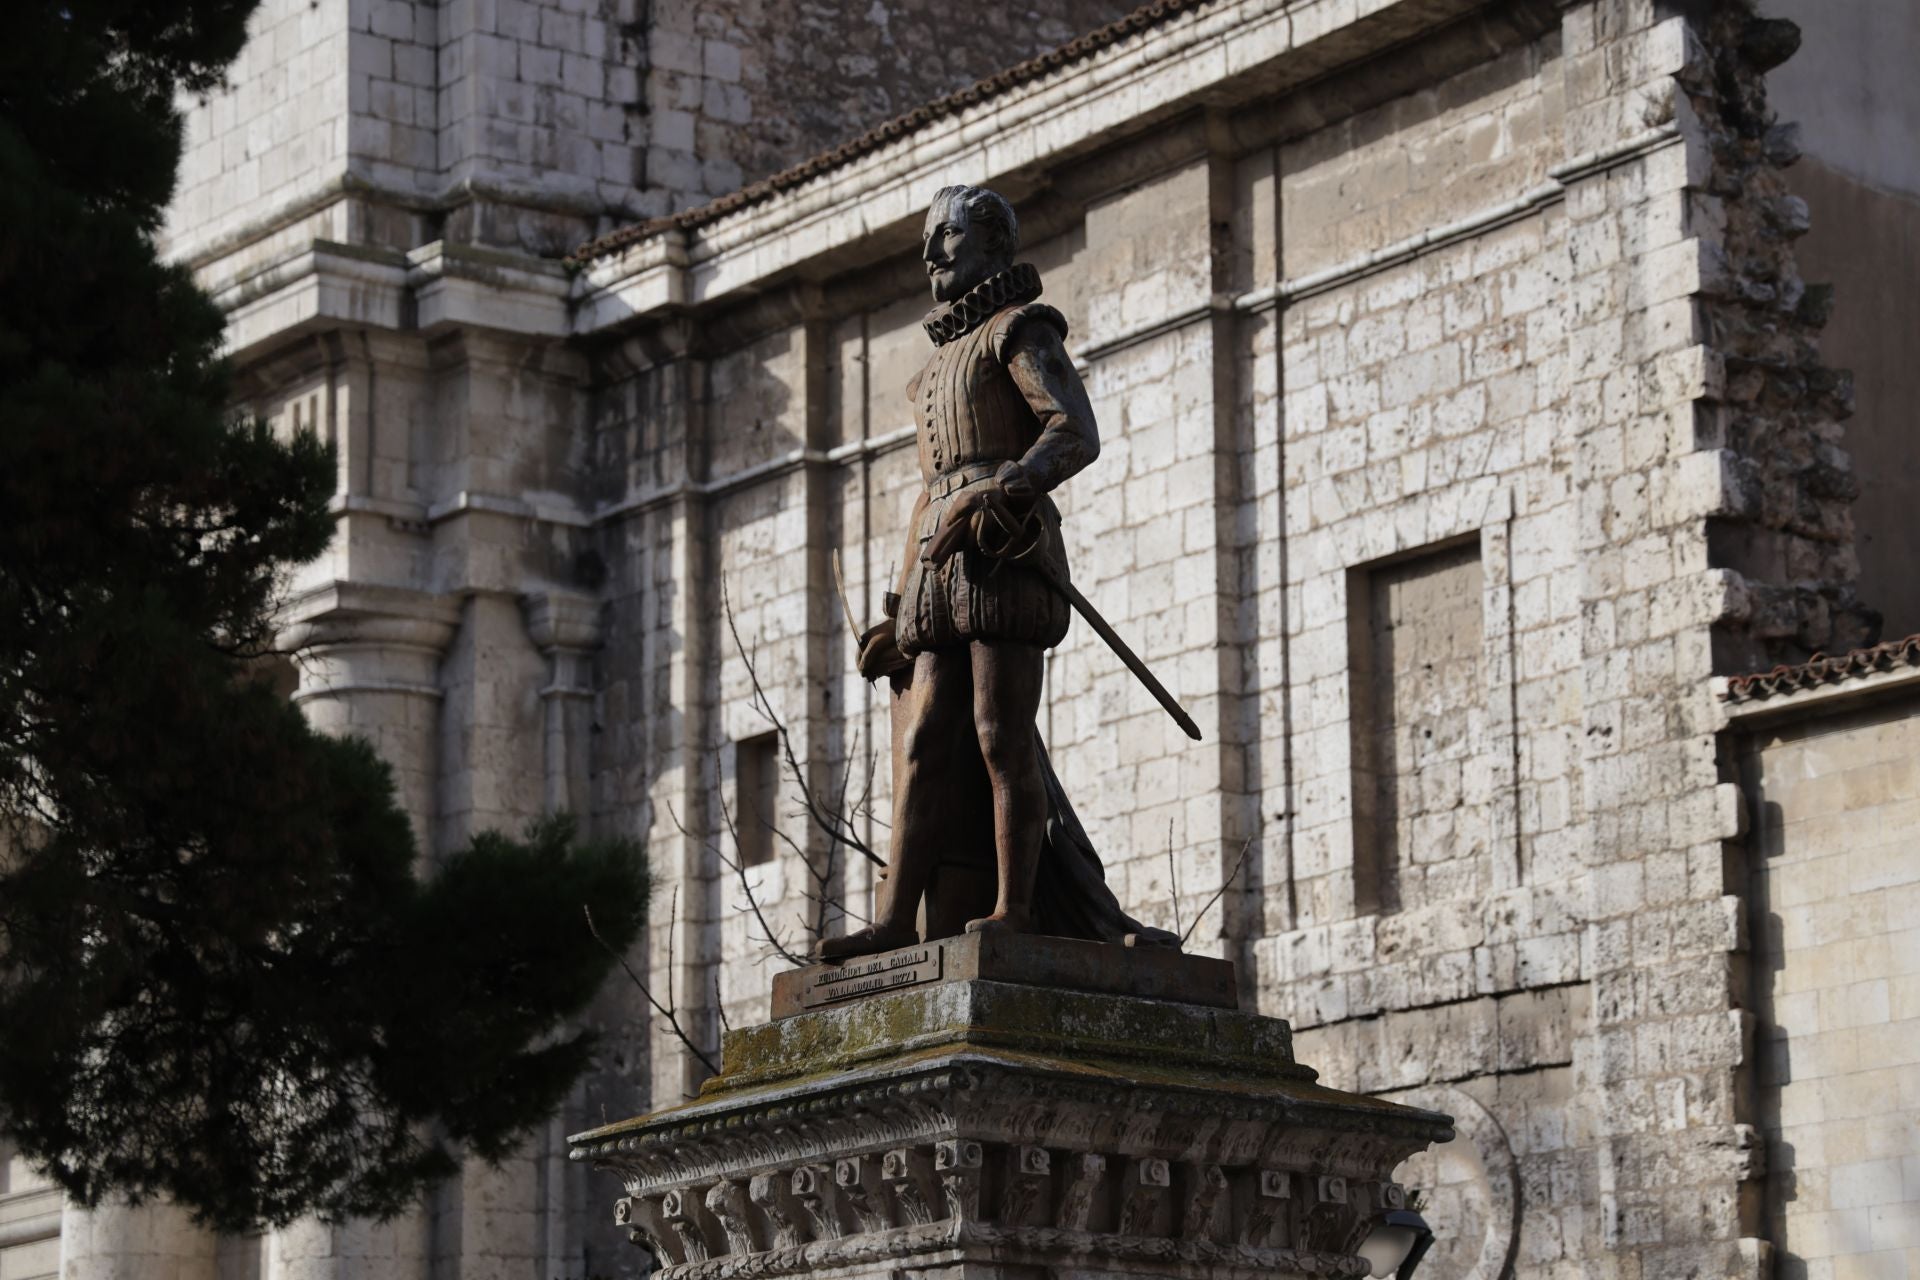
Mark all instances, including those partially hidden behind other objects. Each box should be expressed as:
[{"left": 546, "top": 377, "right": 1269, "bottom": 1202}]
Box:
[{"left": 896, "top": 269, "right": 1077, "bottom": 656}]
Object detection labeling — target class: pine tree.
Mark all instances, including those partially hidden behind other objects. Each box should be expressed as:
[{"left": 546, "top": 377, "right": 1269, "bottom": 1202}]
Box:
[{"left": 0, "top": 0, "right": 649, "bottom": 1232}]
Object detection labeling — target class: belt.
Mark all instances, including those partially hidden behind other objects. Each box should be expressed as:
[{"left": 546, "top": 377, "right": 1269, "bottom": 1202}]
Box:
[{"left": 926, "top": 460, "right": 1006, "bottom": 499}]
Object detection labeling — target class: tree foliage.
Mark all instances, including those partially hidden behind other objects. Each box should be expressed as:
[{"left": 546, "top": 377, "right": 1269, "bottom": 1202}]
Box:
[{"left": 0, "top": 0, "right": 649, "bottom": 1232}]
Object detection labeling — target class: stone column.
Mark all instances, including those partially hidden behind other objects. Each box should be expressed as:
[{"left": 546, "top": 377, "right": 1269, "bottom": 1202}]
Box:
[
  {"left": 59, "top": 1200, "right": 216, "bottom": 1280},
  {"left": 523, "top": 590, "right": 603, "bottom": 1280},
  {"left": 279, "top": 582, "right": 461, "bottom": 857},
  {"left": 523, "top": 592, "right": 602, "bottom": 819},
  {"left": 271, "top": 581, "right": 458, "bottom": 1280}
]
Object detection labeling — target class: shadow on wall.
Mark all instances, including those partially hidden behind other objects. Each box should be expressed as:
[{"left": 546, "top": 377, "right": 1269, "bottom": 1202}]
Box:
[{"left": 1761, "top": 0, "right": 1920, "bottom": 638}]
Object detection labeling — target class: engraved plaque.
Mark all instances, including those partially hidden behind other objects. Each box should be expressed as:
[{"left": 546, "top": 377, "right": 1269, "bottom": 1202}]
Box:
[{"left": 800, "top": 944, "right": 944, "bottom": 1009}]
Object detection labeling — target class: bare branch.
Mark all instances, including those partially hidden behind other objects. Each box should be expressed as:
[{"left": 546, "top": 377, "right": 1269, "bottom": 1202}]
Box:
[
  {"left": 710, "top": 781, "right": 811, "bottom": 968},
  {"left": 1166, "top": 818, "right": 1181, "bottom": 939},
  {"left": 584, "top": 892, "right": 718, "bottom": 1078},
  {"left": 1181, "top": 837, "right": 1255, "bottom": 947},
  {"left": 668, "top": 795, "right": 808, "bottom": 969},
  {"left": 721, "top": 577, "right": 883, "bottom": 868}
]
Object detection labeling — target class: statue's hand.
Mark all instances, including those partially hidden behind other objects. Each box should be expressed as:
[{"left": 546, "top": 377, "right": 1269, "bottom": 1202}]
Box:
[
  {"left": 926, "top": 490, "right": 984, "bottom": 565},
  {"left": 856, "top": 617, "right": 909, "bottom": 681},
  {"left": 928, "top": 467, "right": 1033, "bottom": 566}
]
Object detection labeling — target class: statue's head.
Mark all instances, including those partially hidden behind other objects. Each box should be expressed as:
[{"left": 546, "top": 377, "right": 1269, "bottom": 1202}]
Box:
[{"left": 922, "top": 185, "right": 1017, "bottom": 304}]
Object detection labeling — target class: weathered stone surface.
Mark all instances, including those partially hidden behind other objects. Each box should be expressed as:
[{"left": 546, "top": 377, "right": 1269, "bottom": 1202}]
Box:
[
  {"left": 772, "top": 931, "right": 1237, "bottom": 1020},
  {"left": 729, "top": 980, "right": 1298, "bottom": 1092},
  {"left": 573, "top": 981, "right": 1450, "bottom": 1280}
]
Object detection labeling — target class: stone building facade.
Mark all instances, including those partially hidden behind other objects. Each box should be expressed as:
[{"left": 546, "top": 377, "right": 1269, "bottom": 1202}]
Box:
[{"left": 4, "top": 1, "right": 1917, "bottom": 1279}]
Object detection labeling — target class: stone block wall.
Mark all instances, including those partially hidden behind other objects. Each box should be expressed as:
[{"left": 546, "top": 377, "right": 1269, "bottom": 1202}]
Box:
[
  {"left": 628, "top": 0, "right": 1145, "bottom": 220},
  {"left": 1736, "top": 683, "right": 1920, "bottom": 1280},
  {"left": 165, "top": 0, "right": 357, "bottom": 267},
  {"left": 162, "top": 0, "right": 1147, "bottom": 271}
]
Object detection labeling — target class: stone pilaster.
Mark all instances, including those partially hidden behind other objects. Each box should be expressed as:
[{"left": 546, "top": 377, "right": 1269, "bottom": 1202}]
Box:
[
  {"left": 524, "top": 591, "right": 603, "bottom": 818},
  {"left": 268, "top": 582, "right": 459, "bottom": 1280},
  {"left": 279, "top": 581, "right": 461, "bottom": 856},
  {"left": 521, "top": 590, "right": 605, "bottom": 1280},
  {"left": 58, "top": 1201, "right": 216, "bottom": 1280}
]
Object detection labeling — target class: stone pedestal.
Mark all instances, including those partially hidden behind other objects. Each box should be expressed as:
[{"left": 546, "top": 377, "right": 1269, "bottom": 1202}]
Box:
[{"left": 571, "top": 935, "right": 1451, "bottom": 1280}]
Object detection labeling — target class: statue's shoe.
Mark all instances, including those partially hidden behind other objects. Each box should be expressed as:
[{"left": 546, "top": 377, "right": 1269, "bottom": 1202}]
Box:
[
  {"left": 813, "top": 925, "right": 919, "bottom": 962},
  {"left": 962, "top": 909, "right": 1034, "bottom": 935}
]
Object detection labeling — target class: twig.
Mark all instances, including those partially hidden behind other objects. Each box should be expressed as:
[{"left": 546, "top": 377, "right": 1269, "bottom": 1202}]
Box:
[
  {"left": 722, "top": 577, "right": 883, "bottom": 868},
  {"left": 585, "top": 891, "right": 719, "bottom": 1077},
  {"left": 714, "top": 576, "right": 897, "bottom": 954},
  {"left": 1166, "top": 818, "right": 1181, "bottom": 939},
  {"left": 1181, "top": 837, "right": 1255, "bottom": 947},
  {"left": 668, "top": 793, "right": 808, "bottom": 968},
  {"left": 709, "top": 785, "right": 811, "bottom": 967}
]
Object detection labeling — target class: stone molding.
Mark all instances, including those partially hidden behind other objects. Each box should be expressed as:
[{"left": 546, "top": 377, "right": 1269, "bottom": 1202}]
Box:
[
  {"left": 523, "top": 591, "right": 604, "bottom": 667},
  {"left": 582, "top": 1063, "right": 1429, "bottom": 1187},
  {"left": 0, "top": 1208, "right": 60, "bottom": 1251},
  {"left": 597, "top": 1127, "right": 1404, "bottom": 1278},
  {"left": 213, "top": 238, "right": 570, "bottom": 363},
  {"left": 277, "top": 581, "right": 462, "bottom": 702},
  {"left": 631, "top": 1215, "right": 1372, "bottom": 1280}
]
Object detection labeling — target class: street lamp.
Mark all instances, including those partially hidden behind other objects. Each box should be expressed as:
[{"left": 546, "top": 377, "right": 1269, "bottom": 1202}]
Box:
[{"left": 1356, "top": 1206, "right": 1434, "bottom": 1278}]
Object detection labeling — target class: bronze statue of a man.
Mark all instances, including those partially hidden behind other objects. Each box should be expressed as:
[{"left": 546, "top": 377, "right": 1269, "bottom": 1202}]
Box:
[{"left": 819, "top": 186, "right": 1174, "bottom": 961}]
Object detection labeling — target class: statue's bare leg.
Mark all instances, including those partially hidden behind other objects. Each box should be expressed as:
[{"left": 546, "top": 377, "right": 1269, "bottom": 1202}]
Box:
[
  {"left": 816, "top": 647, "right": 972, "bottom": 961},
  {"left": 964, "top": 639, "right": 1046, "bottom": 935}
]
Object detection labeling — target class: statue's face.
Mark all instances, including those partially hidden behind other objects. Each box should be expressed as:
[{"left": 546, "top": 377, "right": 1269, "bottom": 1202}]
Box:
[{"left": 922, "top": 195, "right": 1003, "bottom": 304}]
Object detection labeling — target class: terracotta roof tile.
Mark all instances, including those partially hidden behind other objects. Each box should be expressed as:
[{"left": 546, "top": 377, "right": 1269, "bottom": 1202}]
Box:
[
  {"left": 570, "top": 0, "right": 1218, "bottom": 265},
  {"left": 1723, "top": 633, "right": 1920, "bottom": 703}
]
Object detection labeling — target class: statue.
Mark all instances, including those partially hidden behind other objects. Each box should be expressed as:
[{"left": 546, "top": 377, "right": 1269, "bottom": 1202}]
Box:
[{"left": 818, "top": 186, "right": 1185, "bottom": 961}]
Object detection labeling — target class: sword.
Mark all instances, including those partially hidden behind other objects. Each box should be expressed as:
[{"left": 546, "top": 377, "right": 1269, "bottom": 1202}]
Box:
[
  {"left": 830, "top": 549, "right": 861, "bottom": 640},
  {"left": 1034, "top": 558, "right": 1203, "bottom": 741},
  {"left": 962, "top": 504, "right": 1201, "bottom": 741}
]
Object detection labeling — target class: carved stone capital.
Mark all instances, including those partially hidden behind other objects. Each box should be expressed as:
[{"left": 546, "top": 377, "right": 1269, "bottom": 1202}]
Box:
[
  {"left": 521, "top": 590, "right": 602, "bottom": 656},
  {"left": 277, "top": 581, "right": 462, "bottom": 700},
  {"left": 522, "top": 590, "right": 602, "bottom": 700}
]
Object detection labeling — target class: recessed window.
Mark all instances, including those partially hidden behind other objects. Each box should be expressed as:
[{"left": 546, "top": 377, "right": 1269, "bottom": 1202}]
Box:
[
  {"left": 736, "top": 732, "right": 780, "bottom": 867},
  {"left": 1348, "top": 540, "right": 1487, "bottom": 914}
]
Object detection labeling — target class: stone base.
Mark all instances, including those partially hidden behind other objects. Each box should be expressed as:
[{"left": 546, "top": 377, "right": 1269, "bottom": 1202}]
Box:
[
  {"left": 770, "top": 930, "right": 1238, "bottom": 1018},
  {"left": 572, "top": 952, "right": 1451, "bottom": 1280}
]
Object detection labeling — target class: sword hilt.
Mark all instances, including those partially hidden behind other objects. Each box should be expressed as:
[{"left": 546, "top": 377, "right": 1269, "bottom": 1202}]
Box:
[{"left": 973, "top": 499, "right": 1046, "bottom": 564}]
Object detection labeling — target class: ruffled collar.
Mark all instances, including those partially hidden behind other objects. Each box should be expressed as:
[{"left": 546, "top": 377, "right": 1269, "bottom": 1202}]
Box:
[{"left": 922, "top": 263, "right": 1042, "bottom": 345}]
